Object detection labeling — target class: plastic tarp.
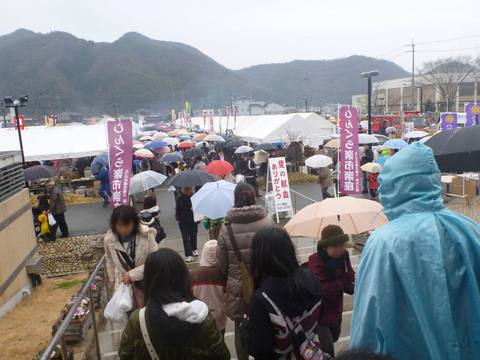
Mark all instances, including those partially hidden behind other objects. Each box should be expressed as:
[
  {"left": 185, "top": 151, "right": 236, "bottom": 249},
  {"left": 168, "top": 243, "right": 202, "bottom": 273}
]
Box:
[
  {"left": 350, "top": 143, "right": 480, "bottom": 360},
  {"left": 0, "top": 124, "right": 109, "bottom": 161}
]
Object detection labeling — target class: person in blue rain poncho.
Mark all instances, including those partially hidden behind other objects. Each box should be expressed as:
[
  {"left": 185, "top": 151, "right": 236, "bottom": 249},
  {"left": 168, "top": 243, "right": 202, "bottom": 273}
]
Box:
[{"left": 350, "top": 142, "right": 480, "bottom": 360}]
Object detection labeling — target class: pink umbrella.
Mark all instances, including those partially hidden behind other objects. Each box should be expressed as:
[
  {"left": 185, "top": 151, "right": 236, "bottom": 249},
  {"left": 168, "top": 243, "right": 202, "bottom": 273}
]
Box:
[
  {"left": 134, "top": 149, "right": 154, "bottom": 159},
  {"left": 133, "top": 140, "right": 142, "bottom": 145},
  {"left": 157, "top": 146, "right": 170, "bottom": 154},
  {"left": 140, "top": 135, "right": 154, "bottom": 141}
]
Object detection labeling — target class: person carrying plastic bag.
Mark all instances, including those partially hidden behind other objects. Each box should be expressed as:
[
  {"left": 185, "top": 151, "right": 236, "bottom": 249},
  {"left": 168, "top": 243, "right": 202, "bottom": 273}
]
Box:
[
  {"left": 104, "top": 283, "right": 133, "bottom": 324},
  {"left": 351, "top": 142, "right": 480, "bottom": 360}
]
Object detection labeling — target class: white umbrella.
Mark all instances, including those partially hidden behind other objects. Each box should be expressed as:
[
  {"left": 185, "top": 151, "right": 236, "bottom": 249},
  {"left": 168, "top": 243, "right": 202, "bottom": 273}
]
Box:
[
  {"left": 133, "top": 143, "right": 144, "bottom": 150},
  {"left": 153, "top": 132, "right": 169, "bottom": 139},
  {"left": 254, "top": 150, "right": 269, "bottom": 164},
  {"left": 358, "top": 134, "right": 379, "bottom": 144},
  {"left": 191, "top": 180, "right": 236, "bottom": 219},
  {"left": 163, "top": 137, "right": 180, "bottom": 146},
  {"left": 129, "top": 171, "right": 167, "bottom": 194},
  {"left": 403, "top": 130, "right": 429, "bottom": 139},
  {"left": 305, "top": 155, "right": 333, "bottom": 168},
  {"left": 204, "top": 134, "right": 226, "bottom": 142},
  {"left": 418, "top": 136, "right": 432, "bottom": 144},
  {"left": 235, "top": 145, "right": 254, "bottom": 154}
]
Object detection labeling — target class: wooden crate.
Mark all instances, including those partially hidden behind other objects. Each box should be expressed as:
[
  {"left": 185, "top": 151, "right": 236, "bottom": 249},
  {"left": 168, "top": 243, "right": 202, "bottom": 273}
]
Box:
[{"left": 52, "top": 311, "right": 93, "bottom": 342}]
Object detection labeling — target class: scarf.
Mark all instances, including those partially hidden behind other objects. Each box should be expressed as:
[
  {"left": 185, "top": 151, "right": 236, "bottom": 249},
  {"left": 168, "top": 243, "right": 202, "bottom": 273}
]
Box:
[{"left": 317, "top": 246, "right": 346, "bottom": 280}]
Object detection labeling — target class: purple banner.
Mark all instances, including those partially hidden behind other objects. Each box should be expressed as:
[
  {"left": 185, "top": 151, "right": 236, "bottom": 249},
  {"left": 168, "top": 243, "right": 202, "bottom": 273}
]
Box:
[
  {"left": 339, "top": 107, "right": 362, "bottom": 194},
  {"left": 466, "top": 104, "right": 480, "bottom": 127},
  {"left": 441, "top": 113, "right": 458, "bottom": 131},
  {"left": 107, "top": 120, "right": 133, "bottom": 209}
]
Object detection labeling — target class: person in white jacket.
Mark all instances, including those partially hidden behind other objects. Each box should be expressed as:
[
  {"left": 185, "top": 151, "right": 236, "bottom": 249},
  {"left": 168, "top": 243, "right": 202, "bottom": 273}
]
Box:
[{"left": 104, "top": 205, "right": 158, "bottom": 292}]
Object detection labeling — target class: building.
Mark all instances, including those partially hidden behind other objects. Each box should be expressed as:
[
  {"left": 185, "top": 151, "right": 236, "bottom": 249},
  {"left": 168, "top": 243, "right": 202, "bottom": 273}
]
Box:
[
  {"left": 0, "top": 152, "right": 39, "bottom": 318},
  {"left": 58, "top": 111, "right": 84, "bottom": 123},
  {"left": 232, "top": 97, "right": 288, "bottom": 115},
  {"left": 353, "top": 74, "right": 480, "bottom": 114}
]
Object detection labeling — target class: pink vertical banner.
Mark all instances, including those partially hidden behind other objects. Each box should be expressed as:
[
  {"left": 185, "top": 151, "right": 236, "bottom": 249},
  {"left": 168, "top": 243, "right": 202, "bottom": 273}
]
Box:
[
  {"left": 339, "top": 107, "right": 362, "bottom": 194},
  {"left": 107, "top": 120, "right": 133, "bottom": 208}
]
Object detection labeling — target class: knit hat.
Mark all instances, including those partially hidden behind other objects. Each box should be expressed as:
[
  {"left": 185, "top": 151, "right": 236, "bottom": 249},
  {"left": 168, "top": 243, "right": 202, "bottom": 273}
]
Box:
[{"left": 317, "top": 225, "right": 349, "bottom": 247}]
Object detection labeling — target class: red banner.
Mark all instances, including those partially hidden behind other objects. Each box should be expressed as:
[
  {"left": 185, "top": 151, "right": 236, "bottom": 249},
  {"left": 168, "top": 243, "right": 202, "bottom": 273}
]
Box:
[
  {"left": 339, "top": 107, "right": 361, "bottom": 194},
  {"left": 14, "top": 116, "right": 25, "bottom": 130},
  {"left": 107, "top": 120, "right": 133, "bottom": 208}
]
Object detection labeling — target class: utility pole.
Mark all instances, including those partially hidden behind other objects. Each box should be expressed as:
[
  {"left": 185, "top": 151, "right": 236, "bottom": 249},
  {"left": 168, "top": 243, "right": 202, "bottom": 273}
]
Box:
[
  {"left": 303, "top": 69, "right": 309, "bottom": 112},
  {"left": 113, "top": 95, "right": 117, "bottom": 119},
  {"left": 406, "top": 40, "right": 415, "bottom": 110},
  {"left": 2, "top": 103, "right": 6, "bottom": 128}
]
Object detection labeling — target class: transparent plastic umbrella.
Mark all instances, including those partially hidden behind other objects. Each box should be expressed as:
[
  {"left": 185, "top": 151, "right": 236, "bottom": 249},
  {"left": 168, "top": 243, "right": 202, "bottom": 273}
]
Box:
[
  {"left": 191, "top": 180, "right": 236, "bottom": 219},
  {"left": 129, "top": 171, "right": 167, "bottom": 194}
]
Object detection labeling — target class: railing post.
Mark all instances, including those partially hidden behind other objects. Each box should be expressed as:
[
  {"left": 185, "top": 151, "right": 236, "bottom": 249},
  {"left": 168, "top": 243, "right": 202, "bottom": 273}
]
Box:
[
  {"left": 104, "top": 268, "right": 111, "bottom": 302},
  {"left": 88, "top": 286, "right": 102, "bottom": 359},
  {"left": 60, "top": 336, "right": 68, "bottom": 360}
]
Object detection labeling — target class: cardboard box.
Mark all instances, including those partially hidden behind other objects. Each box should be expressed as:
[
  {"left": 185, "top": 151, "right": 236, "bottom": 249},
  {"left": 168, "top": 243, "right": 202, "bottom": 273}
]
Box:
[{"left": 451, "top": 177, "right": 477, "bottom": 197}]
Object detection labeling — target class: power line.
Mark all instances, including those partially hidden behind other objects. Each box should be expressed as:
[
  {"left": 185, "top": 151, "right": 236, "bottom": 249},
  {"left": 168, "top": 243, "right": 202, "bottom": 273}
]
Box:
[
  {"left": 415, "top": 47, "right": 480, "bottom": 53},
  {"left": 417, "top": 34, "right": 480, "bottom": 45}
]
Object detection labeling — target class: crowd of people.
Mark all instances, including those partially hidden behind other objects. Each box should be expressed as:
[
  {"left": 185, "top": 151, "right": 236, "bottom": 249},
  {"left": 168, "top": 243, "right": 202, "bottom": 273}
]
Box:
[{"left": 100, "top": 142, "right": 480, "bottom": 360}]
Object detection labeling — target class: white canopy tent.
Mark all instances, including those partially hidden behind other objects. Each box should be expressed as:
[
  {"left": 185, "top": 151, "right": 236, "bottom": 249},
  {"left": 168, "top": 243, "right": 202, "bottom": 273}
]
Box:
[{"left": 190, "top": 113, "right": 334, "bottom": 147}]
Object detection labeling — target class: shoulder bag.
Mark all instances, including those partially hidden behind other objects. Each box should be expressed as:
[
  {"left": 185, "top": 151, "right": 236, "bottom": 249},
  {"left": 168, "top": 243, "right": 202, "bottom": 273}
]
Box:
[
  {"left": 139, "top": 307, "right": 160, "bottom": 360},
  {"left": 116, "top": 237, "right": 145, "bottom": 309},
  {"left": 226, "top": 223, "right": 253, "bottom": 305}
]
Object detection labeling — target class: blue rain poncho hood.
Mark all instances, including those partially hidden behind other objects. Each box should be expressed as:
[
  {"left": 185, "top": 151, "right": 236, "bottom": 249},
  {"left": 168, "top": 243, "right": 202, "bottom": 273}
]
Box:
[{"left": 350, "top": 143, "right": 480, "bottom": 360}]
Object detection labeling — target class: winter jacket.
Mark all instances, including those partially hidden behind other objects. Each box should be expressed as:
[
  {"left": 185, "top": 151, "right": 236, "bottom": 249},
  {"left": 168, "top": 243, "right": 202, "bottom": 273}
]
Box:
[
  {"left": 245, "top": 158, "right": 257, "bottom": 178},
  {"left": 104, "top": 224, "right": 158, "bottom": 289},
  {"left": 175, "top": 193, "right": 194, "bottom": 224},
  {"left": 191, "top": 240, "right": 227, "bottom": 330},
  {"left": 139, "top": 206, "right": 164, "bottom": 243},
  {"left": 49, "top": 186, "right": 67, "bottom": 215},
  {"left": 308, "top": 249, "right": 355, "bottom": 325},
  {"left": 367, "top": 173, "right": 378, "bottom": 190},
  {"left": 216, "top": 205, "right": 276, "bottom": 322},
  {"left": 235, "top": 157, "right": 246, "bottom": 175},
  {"left": 38, "top": 214, "right": 50, "bottom": 235},
  {"left": 318, "top": 167, "right": 332, "bottom": 188},
  {"left": 360, "top": 148, "right": 374, "bottom": 166},
  {"left": 241, "top": 269, "right": 325, "bottom": 360},
  {"left": 118, "top": 300, "right": 230, "bottom": 360},
  {"left": 95, "top": 165, "right": 110, "bottom": 185},
  {"left": 351, "top": 143, "right": 480, "bottom": 360}
]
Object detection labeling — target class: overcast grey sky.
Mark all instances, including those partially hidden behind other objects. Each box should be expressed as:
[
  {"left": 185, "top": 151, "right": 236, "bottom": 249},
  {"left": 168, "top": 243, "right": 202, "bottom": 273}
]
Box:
[{"left": 2, "top": 0, "right": 479, "bottom": 71}]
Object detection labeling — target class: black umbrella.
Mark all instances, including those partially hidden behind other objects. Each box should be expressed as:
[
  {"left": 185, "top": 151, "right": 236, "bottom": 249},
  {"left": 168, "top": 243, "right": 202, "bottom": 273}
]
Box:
[
  {"left": 159, "top": 154, "right": 184, "bottom": 163},
  {"left": 224, "top": 140, "right": 246, "bottom": 148},
  {"left": 168, "top": 169, "right": 215, "bottom": 187},
  {"left": 184, "top": 147, "right": 203, "bottom": 159},
  {"left": 24, "top": 165, "right": 59, "bottom": 182},
  {"left": 255, "top": 143, "right": 276, "bottom": 151},
  {"left": 424, "top": 126, "right": 480, "bottom": 172}
]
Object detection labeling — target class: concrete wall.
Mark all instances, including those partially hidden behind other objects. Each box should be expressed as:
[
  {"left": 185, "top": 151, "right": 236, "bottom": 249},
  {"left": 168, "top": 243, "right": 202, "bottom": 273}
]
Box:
[{"left": 0, "top": 189, "right": 38, "bottom": 317}]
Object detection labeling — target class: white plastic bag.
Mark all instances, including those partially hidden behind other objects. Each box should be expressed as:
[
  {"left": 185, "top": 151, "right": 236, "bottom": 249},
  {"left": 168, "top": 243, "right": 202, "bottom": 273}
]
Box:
[
  {"left": 47, "top": 213, "right": 57, "bottom": 226},
  {"left": 235, "top": 174, "right": 245, "bottom": 184},
  {"left": 104, "top": 283, "right": 133, "bottom": 324}
]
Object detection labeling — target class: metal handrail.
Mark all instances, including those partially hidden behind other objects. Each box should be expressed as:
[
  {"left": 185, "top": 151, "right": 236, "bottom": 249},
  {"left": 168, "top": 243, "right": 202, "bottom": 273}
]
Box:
[
  {"left": 40, "top": 254, "right": 107, "bottom": 360},
  {"left": 291, "top": 189, "right": 318, "bottom": 214}
]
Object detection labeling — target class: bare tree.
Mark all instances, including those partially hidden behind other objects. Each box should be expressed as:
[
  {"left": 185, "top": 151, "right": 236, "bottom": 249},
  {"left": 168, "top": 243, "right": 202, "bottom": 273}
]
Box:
[
  {"left": 417, "top": 56, "right": 476, "bottom": 111},
  {"left": 282, "top": 125, "right": 308, "bottom": 143}
]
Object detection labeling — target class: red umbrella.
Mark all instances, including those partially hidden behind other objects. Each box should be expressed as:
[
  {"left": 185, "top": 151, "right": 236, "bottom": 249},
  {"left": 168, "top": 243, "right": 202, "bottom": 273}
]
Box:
[
  {"left": 178, "top": 142, "right": 194, "bottom": 149},
  {"left": 205, "top": 160, "right": 234, "bottom": 176}
]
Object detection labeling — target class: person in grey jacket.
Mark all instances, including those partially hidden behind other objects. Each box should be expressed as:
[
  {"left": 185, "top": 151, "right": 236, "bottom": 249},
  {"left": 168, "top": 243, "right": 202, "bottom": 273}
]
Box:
[{"left": 46, "top": 180, "right": 69, "bottom": 238}]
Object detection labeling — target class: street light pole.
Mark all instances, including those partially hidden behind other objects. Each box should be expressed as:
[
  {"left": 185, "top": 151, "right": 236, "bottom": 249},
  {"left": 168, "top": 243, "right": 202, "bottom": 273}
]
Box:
[
  {"left": 2, "top": 104, "right": 6, "bottom": 128},
  {"left": 360, "top": 70, "right": 380, "bottom": 134},
  {"left": 14, "top": 105, "right": 26, "bottom": 169},
  {"left": 416, "top": 85, "right": 423, "bottom": 113},
  {"left": 4, "top": 95, "right": 28, "bottom": 169}
]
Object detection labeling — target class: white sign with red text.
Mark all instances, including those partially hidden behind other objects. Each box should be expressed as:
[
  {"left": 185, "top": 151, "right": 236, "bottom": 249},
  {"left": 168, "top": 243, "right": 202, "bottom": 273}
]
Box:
[{"left": 268, "top": 157, "right": 292, "bottom": 216}]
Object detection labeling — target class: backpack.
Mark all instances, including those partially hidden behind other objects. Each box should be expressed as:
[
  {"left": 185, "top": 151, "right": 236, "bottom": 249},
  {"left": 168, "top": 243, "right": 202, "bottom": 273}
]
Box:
[
  {"left": 139, "top": 212, "right": 166, "bottom": 244},
  {"left": 262, "top": 292, "right": 331, "bottom": 360}
]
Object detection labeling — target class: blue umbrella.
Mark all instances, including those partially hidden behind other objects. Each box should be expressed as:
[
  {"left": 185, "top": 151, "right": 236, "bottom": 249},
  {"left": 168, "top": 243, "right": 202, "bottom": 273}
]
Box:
[
  {"left": 159, "top": 154, "right": 184, "bottom": 163},
  {"left": 148, "top": 141, "right": 167, "bottom": 150},
  {"left": 191, "top": 180, "right": 236, "bottom": 219},
  {"left": 375, "top": 156, "right": 388, "bottom": 166},
  {"left": 133, "top": 160, "right": 142, "bottom": 167},
  {"left": 91, "top": 152, "right": 109, "bottom": 174},
  {"left": 383, "top": 139, "right": 408, "bottom": 150}
]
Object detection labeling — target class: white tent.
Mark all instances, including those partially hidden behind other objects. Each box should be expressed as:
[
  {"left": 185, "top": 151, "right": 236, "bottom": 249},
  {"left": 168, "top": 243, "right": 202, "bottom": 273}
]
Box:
[
  {"left": 0, "top": 124, "right": 109, "bottom": 161},
  {"left": 191, "top": 113, "right": 334, "bottom": 147}
]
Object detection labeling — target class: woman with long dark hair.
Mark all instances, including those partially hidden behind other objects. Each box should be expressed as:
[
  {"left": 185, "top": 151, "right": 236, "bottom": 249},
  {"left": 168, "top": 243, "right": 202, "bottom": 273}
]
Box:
[
  {"left": 104, "top": 205, "right": 158, "bottom": 299},
  {"left": 118, "top": 248, "right": 230, "bottom": 360},
  {"left": 240, "top": 227, "right": 325, "bottom": 359},
  {"left": 216, "top": 182, "right": 275, "bottom": 360}
]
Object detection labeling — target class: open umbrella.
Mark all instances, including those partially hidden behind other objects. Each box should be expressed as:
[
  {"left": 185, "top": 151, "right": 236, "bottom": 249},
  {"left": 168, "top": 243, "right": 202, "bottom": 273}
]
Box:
[
  {"left": 129, "top": 171, "right": 167, "bottom": 194},
  {"left": 168, "top": 169, "right": 215, "bottom": 187},
  {"left": 191, "top": 180, "right": 236, "bottom": 219},
  {"left": 235, "top": 145, "right": 254, "bottom": 154},
  {"left": 184, "top": 147, "right": 203, "bottom": 158},
  {"left": 255, "top": 143, "right": 276, "bottom": 151},
  {"left": 284, "top": 196, "right": 388, "bottom": 237},
  {"left": 156, "top": 146, "right": 171, "bottom": 154},
  {"left": 324, "top": 139, "right": 340, "bottom": 148},
  {"left": 360, "top": 162, "right": 383, "bottom": 173},
  {"left": 254, "top": 150, "right": 270, "bottom": 164},
  {"left": 134, "top": 149, "right": 154, "bottom": 159},
  {"left": 139, "top": 135, "right": 154, "bottom": 141},
  {"left": 205, "top": 160, "right": 234, "bottom": 176},
  {"left": 424, "top": 126, "right": 480, "bottom": 172},
  {"left": 225, "top": 140, "right": 246, "bottom": 148},
  {"left": 180, "top": 135, "right": 192, "bottom": 141},
  {"left": 133, "top": 160, "right": 142, "bottom": 167},
  {"left": 148, "top": 141, "right": 167, "bottom": 150},
  {"left": 403, "top": 130, "right": 429, "bottom": 139},
  {"left": 196, "top": 141, "right": 211, "bottom": 150},
  {"left": 204, "top": 134, "right": 226, "bottom": 142},
  {"left": 24, "top": 165, "right": 59, "bottom": 181},
  {"left": 159, "top": 153, "right": 184, "bottom": 163},
  {"left": 178, "top": 142, "right": 194, "bottom": 149},
  {"left": 375, "top": 156, "right": 389, "bottom": 166},
  {"left": 305, "top": 155, "right": 333, "bottom": 168},
  {"left": 358, "top": 134, "right": 379, "bottom": 144},
  {"left": 153, "top": 132, "right": 169, "bottom": 140},
  {"left": 194, "top": 134, "right": 208, "bottom": 141},
  {"left": 133, "top": 143, "right": 144, "bottom": 150},
  {"left": 163, "top": 137, "right": 180, "bottom": 146},
  {"left": 418, "top": 136, "right": 431, "bottom": 144},
  {"left": 91, "top": 152, "right": 109, "bottom": 174},
  {"left": 383, "top": 139, "right": 408, "bottom": 150}
]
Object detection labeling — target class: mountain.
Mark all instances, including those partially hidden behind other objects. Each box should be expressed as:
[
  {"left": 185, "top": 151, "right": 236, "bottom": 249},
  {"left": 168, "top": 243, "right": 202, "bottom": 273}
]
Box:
[
  {"left": 0, "top": 29, "right": 409, "bottom": 117},
  {"left": 238, "top": 57, "right": 410, "bottom": 107}
]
